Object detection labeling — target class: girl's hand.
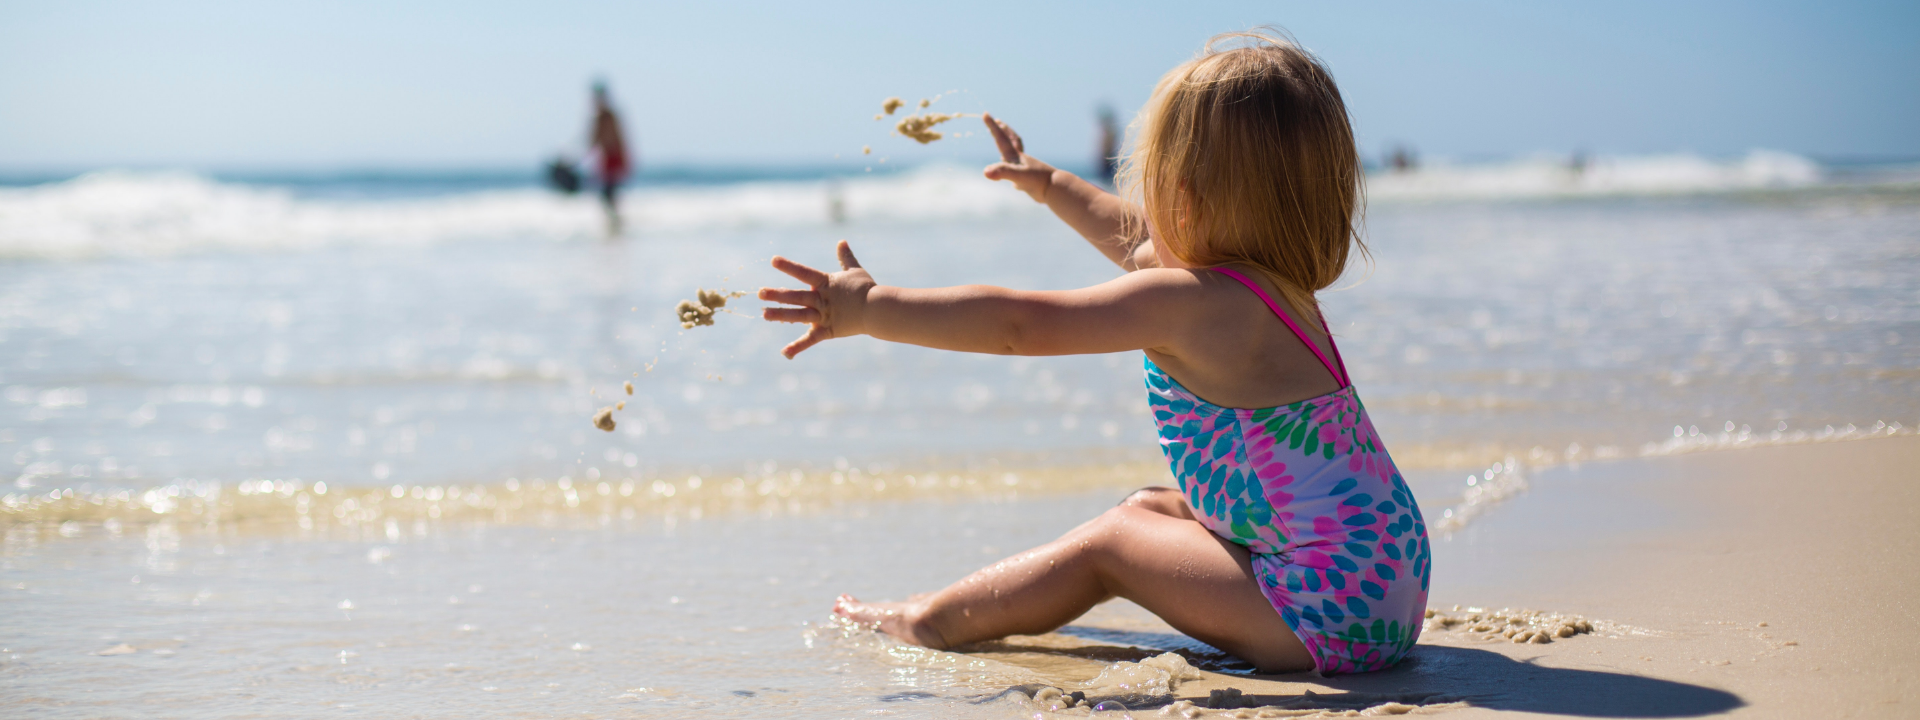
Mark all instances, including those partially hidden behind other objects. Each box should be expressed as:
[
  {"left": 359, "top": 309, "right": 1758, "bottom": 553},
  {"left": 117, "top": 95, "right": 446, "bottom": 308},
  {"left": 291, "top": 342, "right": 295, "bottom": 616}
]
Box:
[
  {"left": 981, "top": 114, "right": 1057, "bottom": 203},
  {"left": 759, "top": 240, "right": 877, "bottom": 359}
]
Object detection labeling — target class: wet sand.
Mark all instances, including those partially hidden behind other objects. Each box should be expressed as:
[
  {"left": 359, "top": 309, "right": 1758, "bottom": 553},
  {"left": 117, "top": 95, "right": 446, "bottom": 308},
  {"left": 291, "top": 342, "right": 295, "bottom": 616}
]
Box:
[
  {"left": 4, "top": 437, "right": 1913, "bottom": 717},
  {"left": 963, "top": 435, "right": 1920, "bottom": 717}
]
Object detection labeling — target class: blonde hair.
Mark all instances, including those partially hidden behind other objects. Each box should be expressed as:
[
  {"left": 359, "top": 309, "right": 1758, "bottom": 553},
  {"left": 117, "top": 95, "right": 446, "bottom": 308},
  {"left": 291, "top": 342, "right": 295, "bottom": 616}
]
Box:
[{"left": 1118, "top": 28, "right": 1367, "bottom": 318}]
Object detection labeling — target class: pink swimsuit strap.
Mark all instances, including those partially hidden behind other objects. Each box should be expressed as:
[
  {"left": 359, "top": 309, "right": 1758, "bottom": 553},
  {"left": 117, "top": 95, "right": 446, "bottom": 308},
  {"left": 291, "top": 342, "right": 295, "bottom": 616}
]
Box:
[{"left": 1210, "top": 267, "right": 1350, "bottom": 388}]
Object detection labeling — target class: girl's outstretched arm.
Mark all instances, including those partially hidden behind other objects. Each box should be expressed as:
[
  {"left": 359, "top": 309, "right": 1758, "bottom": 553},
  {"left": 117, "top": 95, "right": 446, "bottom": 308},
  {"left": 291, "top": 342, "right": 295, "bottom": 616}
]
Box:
[
  {"left": 760, "top": 241, "right": 1196, "bottom": 359},
  {"left": 981, "top": 115, "right": 1164, "bottom": 271}
]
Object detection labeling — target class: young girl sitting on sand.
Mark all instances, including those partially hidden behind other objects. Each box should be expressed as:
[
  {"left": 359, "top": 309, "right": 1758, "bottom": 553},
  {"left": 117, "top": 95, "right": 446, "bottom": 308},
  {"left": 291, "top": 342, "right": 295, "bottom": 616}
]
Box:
[{"left": 759, "top": 30, "right": 1430, "bottom": 675}]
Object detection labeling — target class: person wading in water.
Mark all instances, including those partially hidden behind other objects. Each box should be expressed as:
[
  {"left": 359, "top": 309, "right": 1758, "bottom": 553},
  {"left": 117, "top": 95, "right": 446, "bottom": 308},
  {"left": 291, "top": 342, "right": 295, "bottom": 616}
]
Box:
[{"left": 589, "top": 81, "right": 633, "bottom": 234}]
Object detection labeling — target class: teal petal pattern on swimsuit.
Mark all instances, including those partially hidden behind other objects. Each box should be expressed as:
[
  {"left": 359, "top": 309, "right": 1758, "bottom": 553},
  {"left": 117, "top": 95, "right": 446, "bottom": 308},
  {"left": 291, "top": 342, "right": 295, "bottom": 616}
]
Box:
[{"left": 1146, "top": 357, "right": 1430, "bottom": 675}]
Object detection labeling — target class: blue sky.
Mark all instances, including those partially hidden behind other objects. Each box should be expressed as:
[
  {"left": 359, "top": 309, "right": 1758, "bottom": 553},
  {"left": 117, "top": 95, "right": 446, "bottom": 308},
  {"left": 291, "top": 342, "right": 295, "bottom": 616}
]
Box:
[{"left": 1, "top": 0, "right": 1914, "bottom": 169}]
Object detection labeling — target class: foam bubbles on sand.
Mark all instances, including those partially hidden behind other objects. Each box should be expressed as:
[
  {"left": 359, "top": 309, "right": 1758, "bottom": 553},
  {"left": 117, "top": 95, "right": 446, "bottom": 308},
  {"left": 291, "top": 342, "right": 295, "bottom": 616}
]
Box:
[
  {"left": 1076, "top": 652, "right": 1203, "bottom": 702},
  {"left": 1013, "top": 655, "right": 1465, "bottom": 717},
  {"left": 1422, "top": 606, "right": 1604, "bottom": 644},
  {"left": 987, "top": 652, "right": 1208, "bottom": 712}
]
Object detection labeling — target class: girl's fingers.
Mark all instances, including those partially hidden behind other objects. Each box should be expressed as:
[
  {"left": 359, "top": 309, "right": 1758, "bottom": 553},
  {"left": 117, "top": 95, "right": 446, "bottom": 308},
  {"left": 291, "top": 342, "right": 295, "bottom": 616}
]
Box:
[
  {"left": 770, "top": 242, "right": 861, "bottom": 358},
  {"left": 836, "top": 240, "right": 862, "bottom": 270},
  {"left": 781, "top": 324, "right": 834, "bottom": 359},
  {"left": 757, "top": 287, "right": 816, "bottom": 307},
  {"left": 762, "top": 306, "right": 821, "bottom": 324},
  {"left": 770, "top": 255, "right": 829, "bottom": 286},
  {"left": 984, "top": 113, "right": 1020, "bottom": 163},
  {"left": 985, "top": 162, "right": 1049, "bottom": 183},
  {"left": 999, "top": 117, "right": 1026, "bottom": 153}
]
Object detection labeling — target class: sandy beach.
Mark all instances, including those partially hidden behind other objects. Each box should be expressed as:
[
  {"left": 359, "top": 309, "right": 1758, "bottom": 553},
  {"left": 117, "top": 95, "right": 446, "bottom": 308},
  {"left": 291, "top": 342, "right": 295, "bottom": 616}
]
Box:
[{"left": 962, "top": 436, "right": 1919, "bottom": 717}]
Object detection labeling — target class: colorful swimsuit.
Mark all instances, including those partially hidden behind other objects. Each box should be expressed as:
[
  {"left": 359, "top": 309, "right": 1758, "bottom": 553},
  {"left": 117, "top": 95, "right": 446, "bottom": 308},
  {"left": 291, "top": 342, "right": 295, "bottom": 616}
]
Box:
[{"left": 1146, "top": 267, "right": 1431, "bottom": 674}]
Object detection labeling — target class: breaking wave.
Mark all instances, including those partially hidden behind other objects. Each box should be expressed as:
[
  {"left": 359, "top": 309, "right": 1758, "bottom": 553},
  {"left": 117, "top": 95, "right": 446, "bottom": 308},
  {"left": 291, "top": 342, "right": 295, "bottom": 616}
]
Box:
[
  {"left": 0, "top": 165, "right": 1037, "bottom": 259},
  {"left": 1367, "top": 150, "right": 1824, "bottom": 201},
  {"left": 0, "top": 151, "right": 1871, "bottom": 259}
]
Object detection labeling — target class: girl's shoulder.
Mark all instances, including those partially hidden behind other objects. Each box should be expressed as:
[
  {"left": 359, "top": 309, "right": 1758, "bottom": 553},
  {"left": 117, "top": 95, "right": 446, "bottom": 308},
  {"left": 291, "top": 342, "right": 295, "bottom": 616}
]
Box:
[
  {"left": 1089, "top": 265, "right": 1280, "bottom": 339},
  {"left": 1113, "top": 265, "right": 1233, "bottom": 289},
  {"left": 1093, "top": 266, "right": 1249, "bottom": 311},
  {"left": 1115, "top": 265, "right": 1269, "bottom": 300}
]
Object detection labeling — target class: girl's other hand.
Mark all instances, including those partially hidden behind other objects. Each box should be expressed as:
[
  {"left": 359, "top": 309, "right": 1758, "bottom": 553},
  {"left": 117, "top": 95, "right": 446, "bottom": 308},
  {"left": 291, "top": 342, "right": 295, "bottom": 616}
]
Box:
[
  {"left": 982, "top": 114, "right": 1057, "bottom": 203},
  {"left": 760, "top": 240, "right": 877, "bottom": 359}
]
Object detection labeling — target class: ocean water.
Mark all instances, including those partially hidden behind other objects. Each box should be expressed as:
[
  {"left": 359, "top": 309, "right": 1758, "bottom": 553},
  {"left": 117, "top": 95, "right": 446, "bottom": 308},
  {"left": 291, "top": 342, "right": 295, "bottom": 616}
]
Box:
[{"left": 3, "top": 154, "right": 1917, "bottom": 716}]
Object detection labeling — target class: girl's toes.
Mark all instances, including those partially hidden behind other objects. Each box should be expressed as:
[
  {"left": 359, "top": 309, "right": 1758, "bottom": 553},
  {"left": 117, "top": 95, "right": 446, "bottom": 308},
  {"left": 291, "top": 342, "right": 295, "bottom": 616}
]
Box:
[{"left": 832, "top": 594, "right": 860, "bottom": 616}]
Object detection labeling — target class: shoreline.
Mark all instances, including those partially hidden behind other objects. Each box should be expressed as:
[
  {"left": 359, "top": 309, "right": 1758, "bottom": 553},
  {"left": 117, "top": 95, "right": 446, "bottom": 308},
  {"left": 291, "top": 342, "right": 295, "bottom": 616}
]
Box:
[{"left": 9, "top": 425, "right": 1909, "bottom": 546}]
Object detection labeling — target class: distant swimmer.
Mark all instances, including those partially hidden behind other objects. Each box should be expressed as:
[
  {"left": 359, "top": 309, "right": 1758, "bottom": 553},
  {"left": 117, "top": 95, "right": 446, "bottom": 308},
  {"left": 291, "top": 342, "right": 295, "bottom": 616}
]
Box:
[
  {"left": 826, "top": 178, "right": 847, "bottom": 225},
  {"left": 1388, "top": 145, "right": 1417, "bottom": 173},
  {"left": 1568, "top": 148, "right": 1590, "bottom": 177},
  {"left": 589, "top": 81, "right": 633, "bottom": 234},
  {"left": 1095, "top": 104, "right": 1120, "bottom": 185}
]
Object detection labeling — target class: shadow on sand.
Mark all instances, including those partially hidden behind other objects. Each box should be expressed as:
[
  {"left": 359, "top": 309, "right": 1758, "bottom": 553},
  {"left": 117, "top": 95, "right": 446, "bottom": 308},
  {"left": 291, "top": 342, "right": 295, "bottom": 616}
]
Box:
[{"left": 1034, "top": 626, "right": 1743, "bottom": 718}]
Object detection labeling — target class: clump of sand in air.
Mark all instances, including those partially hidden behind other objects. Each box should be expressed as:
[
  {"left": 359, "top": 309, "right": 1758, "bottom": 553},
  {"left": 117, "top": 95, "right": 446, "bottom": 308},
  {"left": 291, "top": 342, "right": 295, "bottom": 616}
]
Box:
[
  {"left": 872, "top": 93, "right": 978, "bottom": 145},
  {"left": 895, "top": 112, "right": 971, "bottom": 144},
  {"left": 595, "top": 291, "right": 743, "bottom": 430},
  {"left": 591, "top": 362, "right": 650, "bottom": 431},
  {"left": 676, "top": 289, "right": 747, "bottom": 329}
]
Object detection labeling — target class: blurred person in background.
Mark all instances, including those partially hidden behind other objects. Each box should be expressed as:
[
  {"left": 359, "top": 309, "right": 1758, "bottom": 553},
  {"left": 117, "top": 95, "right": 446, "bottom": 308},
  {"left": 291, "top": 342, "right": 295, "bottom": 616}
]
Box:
[
  {"left": 1095, "top": 104, "right": 1120, "bottom": 186},
  {"left": 590, "top": 81, "right": 633, "bottom": 234}
]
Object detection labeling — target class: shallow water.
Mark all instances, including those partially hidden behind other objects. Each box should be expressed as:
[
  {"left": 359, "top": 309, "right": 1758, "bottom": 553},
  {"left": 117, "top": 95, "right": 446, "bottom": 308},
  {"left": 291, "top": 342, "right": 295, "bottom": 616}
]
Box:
[
  {"left": 3, "top": 174, "right": 1915, "bottom": 498},
  {"left": 2, "top": 491, "right": 1194, "bottom": 718}
]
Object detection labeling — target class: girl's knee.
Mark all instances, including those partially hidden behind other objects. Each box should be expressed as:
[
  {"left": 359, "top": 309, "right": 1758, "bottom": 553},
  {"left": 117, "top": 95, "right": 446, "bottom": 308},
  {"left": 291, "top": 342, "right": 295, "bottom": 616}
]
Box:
[
  {"left": 1077, "top": 503, "right": 1176, "bottom": 559},
  {"left": 1066, "top": 505, "right": 1139, "bottom": 556},
  {"left": 1119, "top": 486, "right": 1190, "bottom": 518}
]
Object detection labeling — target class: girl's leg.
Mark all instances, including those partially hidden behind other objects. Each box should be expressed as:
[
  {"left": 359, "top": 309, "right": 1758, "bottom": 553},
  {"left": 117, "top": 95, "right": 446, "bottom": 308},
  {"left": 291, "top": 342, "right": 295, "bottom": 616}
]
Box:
[{"left": 835, "top": 487, "right": 1314, "bottom": 673}]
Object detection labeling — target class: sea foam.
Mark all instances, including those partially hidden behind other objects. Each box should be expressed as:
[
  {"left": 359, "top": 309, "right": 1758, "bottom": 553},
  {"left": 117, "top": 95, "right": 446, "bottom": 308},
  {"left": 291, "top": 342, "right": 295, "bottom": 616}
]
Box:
[
  {"left": 0, "top": 165, "right": 1037, "bottom": 259},
  {"left": 0, "top": 151, "right": 1840, "bottom": 259},
  {"left": 1368, "top": 150, "right": 1821, "bottom": 201}
]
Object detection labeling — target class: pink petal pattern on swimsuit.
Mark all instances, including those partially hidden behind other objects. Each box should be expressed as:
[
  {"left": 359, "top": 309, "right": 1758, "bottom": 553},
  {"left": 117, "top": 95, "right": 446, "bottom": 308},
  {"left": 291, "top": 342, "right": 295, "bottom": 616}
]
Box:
[{"left": 1147, "top": 359, "right": 1430, "bottom": 674}]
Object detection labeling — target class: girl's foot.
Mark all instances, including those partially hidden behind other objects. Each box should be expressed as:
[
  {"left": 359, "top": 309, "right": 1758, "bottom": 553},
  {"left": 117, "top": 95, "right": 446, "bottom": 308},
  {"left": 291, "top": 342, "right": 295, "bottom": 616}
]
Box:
[{"left": 833, "top": 594, "right": 947, "bottom": 648}]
